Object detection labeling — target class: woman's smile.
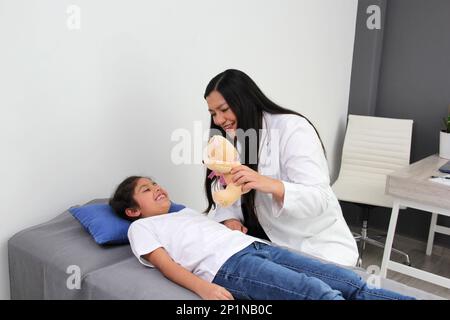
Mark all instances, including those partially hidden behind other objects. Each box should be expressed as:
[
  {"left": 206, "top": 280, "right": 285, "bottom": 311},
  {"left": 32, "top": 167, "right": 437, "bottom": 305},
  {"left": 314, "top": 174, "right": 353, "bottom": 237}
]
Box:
[{"left": 223, "top": 121, "right": 236, "bottom": 131}]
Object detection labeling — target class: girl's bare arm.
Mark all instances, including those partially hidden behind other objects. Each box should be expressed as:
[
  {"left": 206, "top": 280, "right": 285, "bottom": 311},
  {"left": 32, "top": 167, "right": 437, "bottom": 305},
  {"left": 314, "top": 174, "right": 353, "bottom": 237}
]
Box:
[{"left": 143, "top": 247, "right": 234, "bottom": 300}]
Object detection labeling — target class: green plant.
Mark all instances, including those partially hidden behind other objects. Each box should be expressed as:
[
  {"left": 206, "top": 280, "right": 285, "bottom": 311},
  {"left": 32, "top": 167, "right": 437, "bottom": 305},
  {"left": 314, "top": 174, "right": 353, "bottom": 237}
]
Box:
[{"left": 443, "top": 104, "right": 450, "bottom": 133}]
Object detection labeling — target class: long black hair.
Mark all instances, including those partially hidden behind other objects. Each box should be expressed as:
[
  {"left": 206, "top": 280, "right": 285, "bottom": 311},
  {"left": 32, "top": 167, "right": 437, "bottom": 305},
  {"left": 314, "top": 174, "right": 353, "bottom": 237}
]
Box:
[{"left": 203, "top": 69, "right": 325, "bottom": 239}]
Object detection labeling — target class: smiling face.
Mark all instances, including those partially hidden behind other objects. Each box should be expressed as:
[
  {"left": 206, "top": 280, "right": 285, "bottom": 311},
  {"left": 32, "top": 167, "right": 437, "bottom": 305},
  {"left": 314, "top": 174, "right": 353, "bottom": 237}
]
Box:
[
  {"left": 206, "top": 90, "right": 238, "bottom": 134},
  {"left": 125, "top": 178, "right": 171, "bottom": 219}
]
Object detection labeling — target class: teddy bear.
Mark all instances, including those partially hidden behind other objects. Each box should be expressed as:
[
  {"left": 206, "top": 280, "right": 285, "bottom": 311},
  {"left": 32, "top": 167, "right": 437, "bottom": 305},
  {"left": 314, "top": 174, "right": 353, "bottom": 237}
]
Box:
[{"left": 203, "top": 135, "right": 248, "bottom": 208}]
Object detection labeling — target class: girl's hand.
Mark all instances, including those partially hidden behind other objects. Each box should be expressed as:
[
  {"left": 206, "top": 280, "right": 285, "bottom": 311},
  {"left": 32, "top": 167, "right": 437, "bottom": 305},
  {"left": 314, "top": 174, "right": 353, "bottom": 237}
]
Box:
[
  {"left": 198, "top": 283, "right": 234, "bottom": 300},
  {"left": 223, "top": 219, "right": 248, "bottom": 234}
]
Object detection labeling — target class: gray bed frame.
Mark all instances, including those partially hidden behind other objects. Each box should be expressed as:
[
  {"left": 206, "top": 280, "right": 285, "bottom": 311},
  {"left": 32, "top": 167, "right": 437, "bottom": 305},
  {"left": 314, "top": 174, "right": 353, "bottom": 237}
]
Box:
[{"left": 8, "top": 199, "right": 443, "bottom": 300}]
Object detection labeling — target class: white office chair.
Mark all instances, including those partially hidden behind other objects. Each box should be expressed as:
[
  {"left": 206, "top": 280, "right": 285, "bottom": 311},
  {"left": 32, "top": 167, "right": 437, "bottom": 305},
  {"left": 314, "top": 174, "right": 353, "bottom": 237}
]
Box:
[{"left": 332, "top": 115, "right": 413, "bottom": 267}]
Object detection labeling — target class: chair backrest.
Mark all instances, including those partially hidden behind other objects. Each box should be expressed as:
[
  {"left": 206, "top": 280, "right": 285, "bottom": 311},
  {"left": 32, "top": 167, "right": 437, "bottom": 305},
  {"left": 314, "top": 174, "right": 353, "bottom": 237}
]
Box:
[{"left": 337, "top": 115, "right": 413, "bottom": 184}]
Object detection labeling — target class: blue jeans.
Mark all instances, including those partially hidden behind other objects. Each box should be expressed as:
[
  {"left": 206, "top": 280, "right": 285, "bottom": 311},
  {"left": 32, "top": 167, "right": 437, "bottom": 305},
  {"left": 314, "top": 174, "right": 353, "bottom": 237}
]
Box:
[{"left": 212, "top": 242, "right": 415, "bottom": 300}]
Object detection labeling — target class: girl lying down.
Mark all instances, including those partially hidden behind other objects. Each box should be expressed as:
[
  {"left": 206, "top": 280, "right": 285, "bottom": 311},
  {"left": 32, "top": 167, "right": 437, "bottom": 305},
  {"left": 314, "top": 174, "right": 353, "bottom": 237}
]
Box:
[{"left": 109, "top": 176, "right": 415, "bottom": 300}]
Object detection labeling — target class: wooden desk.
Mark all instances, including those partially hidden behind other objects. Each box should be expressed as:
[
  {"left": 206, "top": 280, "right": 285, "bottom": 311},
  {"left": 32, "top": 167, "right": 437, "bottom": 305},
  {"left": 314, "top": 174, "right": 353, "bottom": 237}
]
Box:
[{"left": 381, "top": 154, "right": 450, "bottom": 289}]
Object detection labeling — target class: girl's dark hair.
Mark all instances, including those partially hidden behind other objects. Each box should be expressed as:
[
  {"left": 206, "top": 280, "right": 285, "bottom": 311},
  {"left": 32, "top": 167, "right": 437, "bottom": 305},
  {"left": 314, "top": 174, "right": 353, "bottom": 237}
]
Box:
[
  {"left": 109, "top": 176, "right": 143, "bottom": 221},
  {"left": 203, "top": 69, "right": 325, "bottom": 239}
]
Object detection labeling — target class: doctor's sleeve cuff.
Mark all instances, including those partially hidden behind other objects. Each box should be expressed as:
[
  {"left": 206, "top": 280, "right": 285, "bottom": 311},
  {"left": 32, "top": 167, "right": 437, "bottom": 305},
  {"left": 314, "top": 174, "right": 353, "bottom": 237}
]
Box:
[
  {"left": 271, "top": 180, "right": 327, "bottom": 219},
  {"left": 271, "top": 180, "right": 294, "bottom": 218}
]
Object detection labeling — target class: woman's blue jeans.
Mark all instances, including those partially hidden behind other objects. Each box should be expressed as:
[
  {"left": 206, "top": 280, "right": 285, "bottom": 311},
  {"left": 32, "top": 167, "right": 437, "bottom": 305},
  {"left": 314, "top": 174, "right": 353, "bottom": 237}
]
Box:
[{"left": 212, "top": 242, "right": 414, "bottom": 300}]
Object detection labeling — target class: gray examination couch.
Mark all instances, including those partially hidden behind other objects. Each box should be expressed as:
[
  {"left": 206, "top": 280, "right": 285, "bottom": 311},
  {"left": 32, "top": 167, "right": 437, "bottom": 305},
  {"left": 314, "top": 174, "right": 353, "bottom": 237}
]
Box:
[{"left": 8, "top": 199, "right": 443, "bottom": 300}]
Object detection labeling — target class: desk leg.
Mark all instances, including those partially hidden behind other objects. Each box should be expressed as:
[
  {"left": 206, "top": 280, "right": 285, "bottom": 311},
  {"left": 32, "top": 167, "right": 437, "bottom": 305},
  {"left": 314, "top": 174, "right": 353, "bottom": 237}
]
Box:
[
  {"left": 380, "top": 200, "right": 400, "bottom": 278},
  {"left": 426, "top": 212, "right": 437, "bottom": 256}
]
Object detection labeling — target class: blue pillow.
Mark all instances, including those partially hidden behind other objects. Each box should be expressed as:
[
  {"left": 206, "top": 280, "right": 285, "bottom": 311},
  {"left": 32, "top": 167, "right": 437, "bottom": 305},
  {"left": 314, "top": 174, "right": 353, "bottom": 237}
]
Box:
[
  {"left": 69, "top": 202, "right": 186, "bottom": 245},
  {"left": 69, "top": 204, "right": 131, "bottom": 245}
]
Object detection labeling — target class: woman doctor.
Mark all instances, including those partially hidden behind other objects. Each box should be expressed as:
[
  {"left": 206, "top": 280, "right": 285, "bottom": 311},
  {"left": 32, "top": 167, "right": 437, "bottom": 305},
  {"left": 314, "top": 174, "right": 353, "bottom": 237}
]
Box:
[{"left": 204, "top": 69, "right": 358, "bottom": 266}]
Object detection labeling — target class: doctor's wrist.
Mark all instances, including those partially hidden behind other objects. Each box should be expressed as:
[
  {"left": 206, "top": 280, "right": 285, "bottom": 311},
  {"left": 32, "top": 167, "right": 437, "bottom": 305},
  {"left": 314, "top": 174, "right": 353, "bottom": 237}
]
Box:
[{"left": 268, "top": 178, "right": 285, "bottom": 204}]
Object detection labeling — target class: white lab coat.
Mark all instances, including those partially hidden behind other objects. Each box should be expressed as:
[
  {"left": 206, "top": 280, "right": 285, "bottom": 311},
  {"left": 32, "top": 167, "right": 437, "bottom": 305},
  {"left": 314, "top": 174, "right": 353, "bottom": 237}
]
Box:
[{"left": 212, "top": 112, "right": 359, "bottom": 266}]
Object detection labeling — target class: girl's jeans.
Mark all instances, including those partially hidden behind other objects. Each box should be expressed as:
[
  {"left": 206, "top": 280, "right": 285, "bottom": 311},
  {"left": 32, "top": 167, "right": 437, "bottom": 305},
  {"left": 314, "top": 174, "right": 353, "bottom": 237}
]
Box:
[{"left": 212, "top": 242, "right": 414, "bottom": 300}]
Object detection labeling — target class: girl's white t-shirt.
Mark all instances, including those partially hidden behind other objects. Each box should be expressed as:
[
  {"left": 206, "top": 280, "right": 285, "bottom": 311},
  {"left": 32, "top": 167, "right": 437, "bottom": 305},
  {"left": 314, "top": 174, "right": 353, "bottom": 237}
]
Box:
[{"left": 128, "top": 208, "right": 262, "bottom": 282}]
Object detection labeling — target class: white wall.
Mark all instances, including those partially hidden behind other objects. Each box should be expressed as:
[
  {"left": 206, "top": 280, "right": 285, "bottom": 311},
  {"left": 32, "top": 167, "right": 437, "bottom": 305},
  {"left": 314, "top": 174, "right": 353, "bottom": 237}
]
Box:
[{"left": 0, "top": 0, "right": 357, "bottom": 299}]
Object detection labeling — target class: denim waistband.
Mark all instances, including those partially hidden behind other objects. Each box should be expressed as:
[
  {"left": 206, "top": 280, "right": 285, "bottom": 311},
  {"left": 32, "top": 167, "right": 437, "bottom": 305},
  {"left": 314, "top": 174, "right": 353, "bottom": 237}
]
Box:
[{"left": 222, "top": 241, "right": 267, "bottom": 268}]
